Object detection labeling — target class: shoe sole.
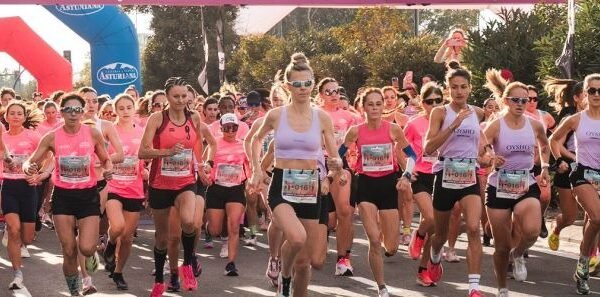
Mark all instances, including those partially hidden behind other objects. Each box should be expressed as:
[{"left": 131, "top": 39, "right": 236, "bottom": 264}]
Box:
[
  {"left": 573, "top": 273, "right": 591, "bottom": 295},
  {"left": 416, "top": 279, "right": 435, "bottom": 287},
  {"left": 82, "top": 287, "right": 97, "bottom": 295}
]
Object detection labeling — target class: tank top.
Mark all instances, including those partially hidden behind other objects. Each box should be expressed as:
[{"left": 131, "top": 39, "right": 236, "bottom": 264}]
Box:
[
  {"left": 36, "top": 120, "right": 63, "bottom": 137},
  {"left": 211, "top": 137, "right": 249, "bottom": 187},
  {"left": 149, "top": 110, "right": 197, "bottom": 190},
  {"left": 433, "top": 104, "right": 481, "bottom": 173},
  {"left": 487, "top": 117, "right": 536, "bottom": 188},
  {"left": 3, "top": 129, "right": 41, "bottom": 180},
  {"left": 53, "top": 125, "right": 97, "bottom": 189},
  {"left": 355, "top": 120, "right": 398, "bottom": 177},
  {"left": 575, "top": 111, "right": 600, "bottom": 169},
  {"left": 108, "top": 124, "right": 145, "bottom": 199},
  {"left": 325, "top": 108, "right": 356, "bottom": 147},
  {"left": 404, "top": 114, "right": 434, "bottom": 174},
  {"left": 274, "top": 106, "right": 322, "bottom": 161}
]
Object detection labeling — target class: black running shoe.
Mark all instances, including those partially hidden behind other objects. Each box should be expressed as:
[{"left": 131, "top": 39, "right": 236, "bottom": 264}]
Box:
[{"left": 224, "top": 262, "right": 239, "bottom": 276}]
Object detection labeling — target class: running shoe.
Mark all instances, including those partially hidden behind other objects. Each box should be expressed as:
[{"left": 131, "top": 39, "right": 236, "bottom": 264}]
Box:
[
  {"left": 416, "top": 269, "right": 435, "bottom": 287},
  {"left": 20, "top": 245, "right": 31, "bottom": 258},
  {"left": 510, "top": 249, "right": 527, "bottom": 281},
  {"left": 112, "top": 273, "right": 128, "bottom": 290},
  {"left": 220, "top": 242, "right": 229, "bottom": 258},
  {"left": 574, "top": 257, "right": 591, "bottom": 295},
  {"left": 244, "top": 235, "right": 257, "bottom": 246},
  {"left": 444, "top": 248, "right": 460, "bottom": 263},
  {"left": 401, "top": 227, "right": 412, "bottom": 246},
  {"left": 574, "top": 274, "right": 590, "bottom": 295},
  {"left": 408, "top": 230, "right": 425, "bottom": 260},
  {"left": 81, "top": 276, "right": 97, "bottom": 295},
  {"left": 167, "top": 273, "right": 180, "bottom": 292},
  {"left": 102, "top": 241, "right": 116, "bottom": 267},
  {"left": 589, "top": 256, "right": 599, "bottom": 276},
  {"left": 149, "top": 282, "right": 166, "bottom": 297},
  {"left": 548, "top": 232, "right": 560, "bottom": 251},
  {"left": 378, "top": 287, "right": 390, "bottom": 297},
  {"left": 469, "top": 289, "right": 485, "bottom": 297},
  {"left": 8, "top": 275, "right": 24, "bottom": 290},
  {"left": 427, "top": 259, "right": 443, "bottom": 283},
  {"left": 85, "top": 252, "right": 100, "bottom": 273},
  {"left": 497, "top": 288, "right": 509, "bottom": 297},
  {"left": 179, "top": 264, "right": 197, "bottom": 291},
  {"left": 540, "top": 217, "right": 548, "bottom": 239},
  {"left": 266, "top": 256, "right": 280, "bottom": 281},
  {"left": 276, "top": 274, "right": 292, "bottom": 297},
  {"left": 224, "top": 262, "right": 239, "bottom": 276},
  {"left": 42, "top": 214, "right": 55, "bottom": 230},
  {"left": 483, "top": 233, "right": 492, "bottom": 247},
  {"left": 204, "top": 234, "right": 214, "bottom": 249},
  {"left": 334, "top": 257, "right": 353, "bottom": 276},
  {"left": 191, "top": 255, "right": 202, "bottom": 277}
]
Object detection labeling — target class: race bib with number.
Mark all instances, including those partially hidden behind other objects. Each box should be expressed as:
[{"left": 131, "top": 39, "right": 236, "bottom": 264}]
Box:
[
  {"left": 59, "top": 156, "right": 91, "bottom": 183},
  {"left": 113, "top": 156, "right": 139, "bottom": 181},
  {"left": 584, "top": 169, "right": 600, "bottom": 194},
  {"left": 281, "top": 169, "right": 318, "bottom": 204},
  {"left": 3, "top": 154, "right": 28, "bottom": 179},
  {"left": 361, "top": 143, "right": 393, "bottom": 172},
  {"left": 496, "top": 169, "right": 529, "bottom": 199},
  {"left": 442, "top": 158, "right": 477, "bottom": 189},
  {"left": 160, "top": 149, "right": 192, "bottom": 177},
  {"left": 215, "top": 164, "right": 244, "bottom": 187}
]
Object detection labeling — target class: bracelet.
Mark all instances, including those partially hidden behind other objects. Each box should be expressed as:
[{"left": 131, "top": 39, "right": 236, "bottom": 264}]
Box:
[{"left": 541, "top": 162, "right": 550, "bottom": 169}]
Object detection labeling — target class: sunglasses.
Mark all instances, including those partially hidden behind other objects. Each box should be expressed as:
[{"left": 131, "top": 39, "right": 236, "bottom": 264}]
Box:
[
  {"left": 247, "top": 102, "right": 261, "bottom": 107},
  {"left": 507, "top": 97, "right": 529, "bottom": 105},
  {"left": 528, "top": 96, "right": 538, "bottom": 102},
  {"left": 222, "top": 125, "right": 239, "bottom": 133},
  {"left": 323, "top": 88, "right": 340, "bottom": 96},
  {"left": 423, "top": 97, "right": 443, "bottom": 105},
  {"left": 152, "top": 102, "right": 165, "bottom": 109},
  {"left": 237, "top": 106, "right": 247, "bottom": 111},
  {"left": 102, "top": 111, "right": 115, "bottom": 117},
  {"left": 61, "top": 106, "right": 84, "bottom": 114},
  {"left": 288, "top": 80, "right": 314, "bottom": 88},
  {"left": 587, "top": 87, "right": 600, "bottom": 96}
]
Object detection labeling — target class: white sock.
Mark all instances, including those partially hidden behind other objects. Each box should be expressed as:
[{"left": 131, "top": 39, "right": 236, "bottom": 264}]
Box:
[
  {"left": 468, "top": 274, "right": 480, "bottom": 293},
  {"left": 430, "top": 247, "right": 442, "bottom": 263}
]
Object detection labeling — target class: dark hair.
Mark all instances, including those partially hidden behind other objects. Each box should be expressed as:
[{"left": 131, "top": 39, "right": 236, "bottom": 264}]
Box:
[
  {"left": 59, "top": 93, "right": 86, "bottom": 108},
  {"left": 423, "top": 74, "right": 437, "bottom": 82},
  {"left": 151, "top": 90, "right": 166, "bottom": 104},
  {"left": 420, "top": 82, "right": 444, "bottom": 101},
  {"left": 43, "top": 101, "right": 59, "bottom": 111},
  {"left": 164, "top": 77, "right": 188, "bottom": 94},
  {"left": 77, "top": 86, "right": 97, "bottom": 95},
  {"left": 317, "top": 77, "right": 337, "bottom": 93},
  {"left": 360, "top": 88, "right": 384, "bottom": 107},
  {"left": 50, "top": 90, "right": 65, "bottom": 103},
  {"left": 284, "top": 53, "right": 313, "bottom": 82},
  {"left": 203, "top": 98, "right": 219, "bottom": 118},
  {"left": 445, "top": 66, "right": 472, "bottom": 85},
  {"left": 1, "top": 87, "right": 16, "bottom": 99},
  {"left": 137, "top": 98, "right": 151, "bottom": 117},
  {"left": 4, "top": 100, "right": 43, "bottom": 129},
  {"left": 446, "top": 59, "right": 461, "bottom": 71},
  {"left": 543, "top": 77, "right": 579, "bottom": 112},
  {"left": 218, "top": 96, "right": 235, "bottom": 107}
]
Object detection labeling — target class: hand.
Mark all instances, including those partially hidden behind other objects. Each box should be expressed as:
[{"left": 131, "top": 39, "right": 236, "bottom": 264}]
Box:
[
  {"left": 493, "top": 155, "right": 506, "bottom": 168},
  {"left": 4, "top": 155, "right": 15, "bottom": 170},
  {"left": 557, "top": 160, "right": 569, "bottom": 174},
  {"left": 411, "top": 171, "right": 419, "bottom": 183},
  {"left": 169, "top": 143, "right": 184, "bottom": 156},
  {"left": 142, "top": 168, "right": 149, "bottom": 181},
  {"left": 396, "top": 176, "right": 411, "bottom": 192},
  {"left": 450, "top": 108, "right": 473, "bottom": 130},
  {"left": 198, "top": 170, "right": 212, "bottom": 187},
  {"left": 24, "top": 162, "right": 39, "bottom": 176},
  {"left": 103, "top": 169, "right": 114, "bottom": 181},
  {"left": 321, "top": 177, "right": 330, "bottom": 195},
  {"left": 539, "top": 168, "right": 550, "bottom": 187},
  {"left": 335, "top": 170, "right": 348, "bottom": 186},
  {"left": 25, "top": 173, "right": 42, "bottom": 186},
  {"left": 202, "top": 163, "right": 212, "bottom": 175},
  {"left": 326, "top": 157, "right": 343, "bottom": 172},
  {"left": 248, "top": 171, "right": 264, "bottom": 194}
]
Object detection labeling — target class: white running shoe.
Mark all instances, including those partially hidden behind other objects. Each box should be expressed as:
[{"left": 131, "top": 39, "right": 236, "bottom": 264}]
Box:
[
  {"left": 220, "top": 242, "right": 229, "bottom": 259},
  {"left": 81, "top": 276, "right": 97, "bottom": 295},
  {"left": 510, "top": 249, "right": 527, "bottom": 281},
  {"left": 444, "top": 247, "right": 460, "bottom": 263},
  {"left": 8, "top": 275, "right": 24, "bottom": 290},
  {"left": 334, "top": 257, "right": 353, "bottom": 276},
  {"left": 497, "top": 288, "right": 510, "bottom": 297},
  {"left": 244, "top": 236, "right": 257, "bottom": 246},
  {"left": 378, "top": 287, "right": 390, "bottom": 297},
  {"left": 20, "top": 245, "right": 31, "bottom": 258}
]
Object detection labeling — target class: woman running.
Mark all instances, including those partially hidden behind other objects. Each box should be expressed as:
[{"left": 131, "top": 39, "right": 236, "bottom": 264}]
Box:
[
  {"left": 341, "top": 87, "right": 415, "bottom": 297},
  {"left": 139, "top": 77, "right": 205, "bottom": 296},
  {"left": 404, "top": 82, "right": 444, "bottom": 286},
  {"left": 2, "top": 101, "right": 44, "bottom": 290},
  {"left": 23, "top": 93, "right": 112, "bottom": 297},
  {"left": 549, "top": 73, "right": 600, "bottom": 295},
  {"left": 424, "top": 65, "right": 490, "bottom": 297},
  {"left": 483, "top": 69, "right": 550, "bottom": 296},
  {"left": 248, "top": 52, "right": 344, "bottom": 297},
  {"left": 36, "top": 101, "right": 63, "bottom": 136},
  {"left": 102, "top": 94, "right": 147, "bottom": 290}
]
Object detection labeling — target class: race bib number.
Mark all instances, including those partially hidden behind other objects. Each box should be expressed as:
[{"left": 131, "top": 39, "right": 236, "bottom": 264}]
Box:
[
  {"left": 496, "top": 169, "right": 529, "bottom": 199},
  {"left": 442, "top": 158, "right": 477, "bottom": 189},
  {"left": 584, "top": 169, "right": 600, "bottom": 195},
  {"left": 3, "top": 154, "right": 28, "bottom": 179},
  {"left": 160, "top": 149, "right": 192, "bottom": 177},
  {"left": 361, "top": 143, "right": 393, "bottom": 172},
  {"left": 113, "top": 156, "right": 139, "bottom": 181},
  {"left": 281, "top": 169, "right": 318, "bottom": 204},
  {"left": 59, "top": 156, "right": 91, "bottom": 183},
  {"left": 215, "top": 164, "right": 244, "bottom": 187}
]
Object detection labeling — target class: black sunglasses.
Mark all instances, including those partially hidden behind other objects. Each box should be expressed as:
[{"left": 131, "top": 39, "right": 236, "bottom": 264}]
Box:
[
  {"left": 587, "top": 87, "right": 600, "bottom": 96},
  {"left": 323, "top": 88, "right": 340, "bottom": 96},
  {"left": 61, "top": 106, "right": 84, "bottom": 114},
  {"left": 507, "top": 97, "right": 529, "bottom": 105},
  {"left": 222, "top": 125, "right": 239, "bottom": 133},
  {"left": 528, "top": 96, "right": 538, "bottom": 102},
  {"left": 423, "top": 97, "right": 443, "bottom": 105}
]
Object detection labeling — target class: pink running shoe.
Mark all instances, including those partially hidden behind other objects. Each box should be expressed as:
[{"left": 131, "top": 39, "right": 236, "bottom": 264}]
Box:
[
  {"left": 427, "top": 260, "right": 444, "bottom": 283},
  {"left": 468, "top": 289, "right": 485, "bottom": 297},
  {"left": 179, "top": 265, "right": 198, "bottom": 291},
  {"left": 149, "top": 282, "right": 166, "bottom": 297},
  {"left": 408, "top": 230, "right": 425, "bottom": 260}
]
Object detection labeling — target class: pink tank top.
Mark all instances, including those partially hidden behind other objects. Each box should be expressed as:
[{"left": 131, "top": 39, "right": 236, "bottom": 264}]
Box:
[
  {"left": 325, "top": 108, "right": 356, "bottom": 147},
  {"left": 36, "top": 120, "right": 63, "bottom": 137},
  {"left": 575, "top": 111, "right": 600, "bottom": 168},
  {"left": 211, "top": 137, "right": 249, "bottom": 187},
  {"left": 108, "top": 124, "right": 145, "bottom": 199},
  {"left": 149, "top": 111, "right": 197, "bottom": 190},
  {"left": 404, "top": 115, "right": 434, "bottom": 174},
  {"left": 433, "top": 105, "right": 480, "bottom": 173},
  {"left": 355, "top": 121, "right": 398, "bottom": 177},
  {"left": 3, "top": 129, "right": 41, "bottom": 180},
  {"left": 53, "top": 125, "right": 97, "bottom": 189}
]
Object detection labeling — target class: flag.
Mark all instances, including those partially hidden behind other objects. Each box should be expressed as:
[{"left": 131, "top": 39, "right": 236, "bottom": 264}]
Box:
[
  {"left": 555, "top": 0, "right": 575, "bottom": 79},
  {"left": 216, "top": 10, "right": 225, "bottom": 85},
  {"left": 197, "top": 6, "right": 209, "bottom": 96}
]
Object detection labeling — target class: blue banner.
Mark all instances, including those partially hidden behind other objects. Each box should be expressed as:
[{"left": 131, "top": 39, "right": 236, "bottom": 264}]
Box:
[{"left": 45, "top": 5, "right": 141, "bottom": 97}]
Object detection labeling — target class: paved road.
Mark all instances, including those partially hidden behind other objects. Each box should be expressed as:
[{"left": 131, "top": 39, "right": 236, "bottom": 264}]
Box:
[{"left": 1, "top": 216, "right": 598, "bottom": 297}]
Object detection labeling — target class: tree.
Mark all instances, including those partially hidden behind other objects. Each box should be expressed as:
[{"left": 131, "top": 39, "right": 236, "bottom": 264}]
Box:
[
  {"left": 268, "top": 8, "right": 356, "bottom": 37},
  {"left": 73, "top": 54, "right": 92, "bottom": 90},
  {"left": 142, "top": 6, "right": 238, "bottom": 94},
  {"left": 419, "top": 9, "right": 480, "bottom": 38}
]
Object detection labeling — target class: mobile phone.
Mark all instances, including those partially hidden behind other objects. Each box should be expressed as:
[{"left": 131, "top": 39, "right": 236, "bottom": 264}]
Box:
[
  {"left": 403, "top": 71, "right": 413, "bottom": 89},
  {"left": 391, "top": 77, "right": 399, "bottom": 89}
]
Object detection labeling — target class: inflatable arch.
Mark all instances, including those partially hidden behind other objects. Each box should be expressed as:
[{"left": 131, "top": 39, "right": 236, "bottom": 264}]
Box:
[
  {"left": 0, "top": 17, "right": 72, "bottom": 95},
  {"left": 45, "top": 5, "right": 141, "bottom": 97}
]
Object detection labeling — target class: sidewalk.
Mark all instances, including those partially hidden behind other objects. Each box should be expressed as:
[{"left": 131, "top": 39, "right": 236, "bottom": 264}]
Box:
[{"left": 546, "top": 217, "right": 585, "bottom": 245}]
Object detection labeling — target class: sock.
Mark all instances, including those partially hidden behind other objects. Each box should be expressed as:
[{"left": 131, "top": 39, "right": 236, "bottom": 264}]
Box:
[
  {"left": 153, "top": 247, "right": 167, "bottom": 283},
  {"left": 14, "top": 269, "right": 23, "bottom": 278},
  {"left": 249, "top": 225, "right": 257, "bottom": 237},
  {"left": 346, "top": 249, "right": 352, "bottom": 258},
  {"left": 468, "top": 274, "right": 480, "bottom": 293},
  {"left": 65, "top": 274, "right": 81, "bottom": 295},
  {"left": 430, "top": 247, "right": 442, "bottom": 264},
  {"left": 112, "top": 272, "right": 122, "bottom": 280},
  {"left": 105, "top": 241, "right": 117, "bottom": 258},
  {"left": 182, "top": 231, "right": 196, "bottom": 265},
  {"left": 378, "top": 284, "right": 386, "bottom": 290},
  {"left": 281, "top": 276, "right": 292, "bottom": 295},
  {"left": 418, "top": 266, "right": 427, "bottom": 273}
]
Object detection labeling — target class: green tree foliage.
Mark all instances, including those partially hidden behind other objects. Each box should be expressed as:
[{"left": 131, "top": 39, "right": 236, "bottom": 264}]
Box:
[
  {"left": 142, "top": 6, "right": 238, "bottom": 94},
  {"left": 420, "top": 9, "right": 480, "bottom": 38},
  {"left": 268, "top": 8, "right": 356, "bottom": 37}
]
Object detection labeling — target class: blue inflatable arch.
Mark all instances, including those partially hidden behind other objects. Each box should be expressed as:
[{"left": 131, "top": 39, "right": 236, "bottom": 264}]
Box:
[{"left": 45, "top": 5, "right": 141, "bottom": 97}]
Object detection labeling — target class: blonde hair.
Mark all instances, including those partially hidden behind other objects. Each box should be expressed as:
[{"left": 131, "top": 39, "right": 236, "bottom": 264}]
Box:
[
  {"left": 284, "top": 53, "right": 313, "bottom": 82},
  {"left": 270, "top": 70, "right": 290, "bottom": 104},
  {"left": 484, "top": 68, "right": 528, "bottom": 110},
  {"left": 584, "top": 73, "right": 600, "bottom": 90}
]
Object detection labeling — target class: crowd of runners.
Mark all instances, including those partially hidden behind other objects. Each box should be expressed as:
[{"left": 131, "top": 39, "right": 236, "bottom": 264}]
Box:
[{"left": 0, "top": 33, "right": 599, "bottom": 297}]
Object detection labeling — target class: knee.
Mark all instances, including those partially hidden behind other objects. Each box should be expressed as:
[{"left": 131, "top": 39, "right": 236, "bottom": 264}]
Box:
[
  {"left": 465, "top": 222, "right": 481, "bottom": 237},
  {"left": 287, "top": 233, "right": 307, "bottom": 251},
  {"left": 181, "top": 221, "right": 195, "bottom": 233},
  {"left": 337, "top": 204, "right": 353, "bottom": 219},
  {"left": 369, "top": 237, "right": 383, "bottom": 253},
  {"left": 7, "top": 224, "right": 21, "bottom": 239},
  {"left": 311, "top": 255, "right": 325, "bottom": 270},
  {"left": 589, "top": 216, "right": 600, "bottom": 228},
  {"left": 494, "top": 244, "right": 511, "bottom": 257},
  {"left": 62, "top": 246, "right": 78, "bottom": 261},
  {"left": 208, "top": 225, "right": 221, "bottom": 237},
  {"left": 79, "top": 244, "right": 96, "bottom": 257},
  {"left": 228, "top": 223, "right": 240, "bottom": 237},
  {"left": 294, "top": 256, "right": 311, "bottom": 274},
  {"left": 110, "top": 223, "right": 125, "bottom": 237}
]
